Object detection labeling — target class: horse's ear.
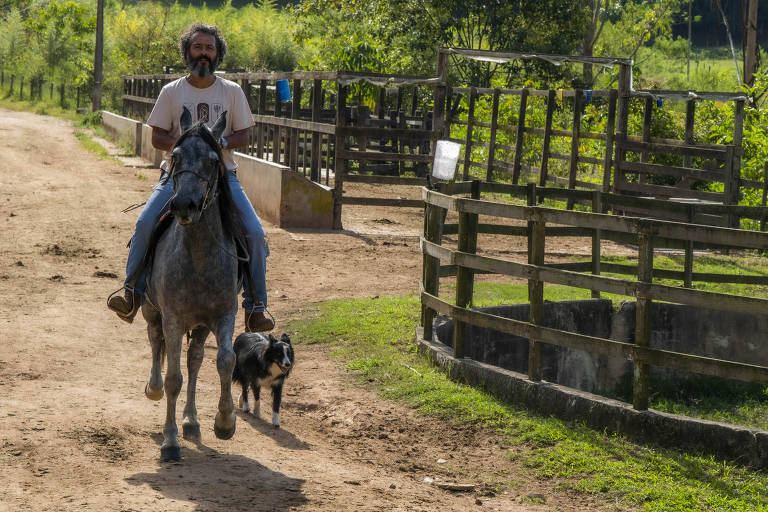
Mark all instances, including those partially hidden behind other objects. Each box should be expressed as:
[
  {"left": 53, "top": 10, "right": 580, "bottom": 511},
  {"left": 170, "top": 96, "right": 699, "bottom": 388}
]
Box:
[
  {"left": 211, "top": 111, "right": 227, "bottom": 140},
  {"left": 180, "top": 106, "right": 193, "bottom": 133}
]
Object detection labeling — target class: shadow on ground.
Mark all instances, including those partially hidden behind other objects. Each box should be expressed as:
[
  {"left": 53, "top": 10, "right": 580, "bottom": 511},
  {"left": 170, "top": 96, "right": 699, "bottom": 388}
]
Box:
[{"left": 127, "top": 437, "right": 307, "bottom": 511}]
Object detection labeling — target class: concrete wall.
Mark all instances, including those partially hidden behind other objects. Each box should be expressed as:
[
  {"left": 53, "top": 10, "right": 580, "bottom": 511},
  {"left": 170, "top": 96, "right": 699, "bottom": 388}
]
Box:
[
  {"left": 433, "top": 300, "right": 615, "bottom": 393},
  {"left": 101, "top": 111, "right": 142, "bottom": 156},
  {"left": 433, "top": 299, "right": 768, "bottom": 398},
  {"left": 101, "top": 110, "right": 334, "bottom": 229},
  {"left": 235, "top": 153, "right": 334, "bottom": 229},
  {"left": 417, "top": 330, "right": 768, "bottom": 468}
]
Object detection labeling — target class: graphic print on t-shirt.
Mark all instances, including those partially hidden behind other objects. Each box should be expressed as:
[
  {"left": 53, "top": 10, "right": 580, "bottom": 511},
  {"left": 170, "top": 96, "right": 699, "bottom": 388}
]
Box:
[{"left": 182, "top": 102, "right": 225, "bottom": 126}]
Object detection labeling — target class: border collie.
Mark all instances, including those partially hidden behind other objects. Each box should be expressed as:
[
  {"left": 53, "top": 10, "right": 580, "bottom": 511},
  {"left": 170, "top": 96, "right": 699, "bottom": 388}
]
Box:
[{"left": 232, "top": 332, "right": 294, "bottom": 428}]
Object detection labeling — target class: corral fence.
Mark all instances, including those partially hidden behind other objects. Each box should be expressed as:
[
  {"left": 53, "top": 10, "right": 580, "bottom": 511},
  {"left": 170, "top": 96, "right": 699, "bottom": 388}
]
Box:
[
  {"left": 1, "top": 70, "right": 90, "bottom": 110},
  {"left": 440, "top": 48, "right": 754, "bottom": 229},
  {"left": 420, "top": 180, "right": 768, "bottom": 411},
  {"left": 121, "top": 48, "right": 761, "bottom": 230},
  {"left": 122, "top": 70, "right": 445, "bottom": 229}
]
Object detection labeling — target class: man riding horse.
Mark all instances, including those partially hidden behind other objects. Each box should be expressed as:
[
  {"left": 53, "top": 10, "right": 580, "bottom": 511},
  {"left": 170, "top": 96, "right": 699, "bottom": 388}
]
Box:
[{"left": 108, "top": 22, "right": 274, "bottom": 333}]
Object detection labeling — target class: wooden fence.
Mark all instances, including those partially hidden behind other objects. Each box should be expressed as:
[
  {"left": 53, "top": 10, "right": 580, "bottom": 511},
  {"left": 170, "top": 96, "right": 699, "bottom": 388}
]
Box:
[
  {"left": 420, "top": 180, "right": 768, "bottom": 410},
  {"left": 1, "top": 71, "right": 89, "bottom": 109},
  {"left": 440, "top": 48, "right": 752, "bottom": 227},
  {"left": 122, "top": 70, "right": 445, "bottom": 228}
]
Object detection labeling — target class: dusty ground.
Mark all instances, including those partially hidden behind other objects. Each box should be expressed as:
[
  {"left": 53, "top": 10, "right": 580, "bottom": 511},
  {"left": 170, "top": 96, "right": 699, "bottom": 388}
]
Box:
[{"left": 0, "top": 108, "right": 625, "bottom": 512}]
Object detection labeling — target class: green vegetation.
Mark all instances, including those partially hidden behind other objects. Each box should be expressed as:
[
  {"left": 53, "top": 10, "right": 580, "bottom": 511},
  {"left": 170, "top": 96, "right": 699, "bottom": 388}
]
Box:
[{"left": 288, "top": 292, "right": 768, "bottom": 511}]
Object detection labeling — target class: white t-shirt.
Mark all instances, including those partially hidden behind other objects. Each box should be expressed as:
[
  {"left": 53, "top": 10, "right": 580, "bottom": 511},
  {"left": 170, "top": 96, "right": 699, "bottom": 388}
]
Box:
[{"left": 147, "top": 76, "right": 254, "bottom": 171}]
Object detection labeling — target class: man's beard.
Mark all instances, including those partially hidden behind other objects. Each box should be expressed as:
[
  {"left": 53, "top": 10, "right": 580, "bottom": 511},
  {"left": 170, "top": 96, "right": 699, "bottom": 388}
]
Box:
[{"left": 187, "top": 55, "right": 216, "bottom": 78}]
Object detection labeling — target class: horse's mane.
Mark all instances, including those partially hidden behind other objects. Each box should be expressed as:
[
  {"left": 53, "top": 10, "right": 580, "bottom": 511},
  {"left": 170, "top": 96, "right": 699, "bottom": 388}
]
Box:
[{"left": 173, "top": 122, "right": 241, "bottom": 241}]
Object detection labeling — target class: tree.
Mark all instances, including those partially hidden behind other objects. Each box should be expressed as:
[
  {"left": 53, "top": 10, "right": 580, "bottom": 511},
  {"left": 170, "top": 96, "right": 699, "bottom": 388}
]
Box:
[{"left": 25, "top": 0, "right": 96, "bottom": 84}]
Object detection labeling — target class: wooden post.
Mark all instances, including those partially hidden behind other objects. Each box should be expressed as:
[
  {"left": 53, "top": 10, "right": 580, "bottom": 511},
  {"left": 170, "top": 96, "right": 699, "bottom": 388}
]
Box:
[
  {"left": 19, "top": 77, "right": 24, "bottom": 100},
  {"left": 512, "top": 88, "right": 529, "bottom": 184},
  {"left": 9, "top": 75, "right": 14, "bottom": 95},
  {"left": 528, "top": 183, "right": 545, "bottom": 382},
  {"left": 59, "top": 84, "right": 65, "bottom": 107},
  {"left": 421, "top": 201, "right": 444, "bottom": 342},
  {"left": 410, "top": 87, "right": 418, "bottom": 117},
  {"left": 684, "top": 204, "right": 694, "bottom": 287},
  {"left": 289, "top": 79, "right": 302, "bottom": 170},
  {"left": 567, "top": 89, "right": 583, "bottom": 209},
  {"left": 311, "top": 79, "right": 322, "bottom": 182},
  {"left": 486, "top": 88, "right": 500, "bottom": 182},
  {"left": 591, "top": 190, "right": 602, "bottom": 298},
  {"left": 431, "top": 53, "right": 448, "bottom": 170},
  {"left": 633, "top": 231, "right": 653, "bottom": 411},
  {"left": 462, "top": 87, "right": 477, "bottom": 180},
  {"left": 639, "top": 96, "right": 654, "bottom": 185},
  {"left": 730, "top": 99, "right": 746, "bottom": 228},
  {"left": 453, "top": 180, "right": 480, "bottom": 358},
  {"left": 680, "top": 99, "right": 696, "bottom": 189},
  {"left": 601, "top": 89, "right": 618, "bottom": 192},
  {"left": 332, "top": 85, "right": 347, "bottom": 230},
  {"left": 613, "top": 64, "right": 632, "bottom": 193},
  {"left": 539, "top": 89, "right": 557, "bottom": 187},
  {"left": 724, "top": 145, "right": 738, "bottom": 228}
]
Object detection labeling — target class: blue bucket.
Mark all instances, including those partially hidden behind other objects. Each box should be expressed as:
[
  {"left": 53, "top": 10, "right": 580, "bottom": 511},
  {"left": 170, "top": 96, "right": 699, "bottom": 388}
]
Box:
[{"left": 276, "top": 79, "right": 291, "bottom": 103}]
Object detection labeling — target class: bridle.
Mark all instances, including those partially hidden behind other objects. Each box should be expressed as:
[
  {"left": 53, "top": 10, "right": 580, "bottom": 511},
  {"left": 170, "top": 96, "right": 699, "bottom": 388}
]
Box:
[{"left": 163, "top": 124, "right": 226, "bottom": 214}]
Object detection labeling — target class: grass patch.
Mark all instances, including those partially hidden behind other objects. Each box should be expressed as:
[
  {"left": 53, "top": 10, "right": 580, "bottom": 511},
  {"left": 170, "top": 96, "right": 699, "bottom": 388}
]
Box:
[
  {"left": 73, "top": 129, "right": 114, "bottom": 160},
  {"left": 288, "top": 291, "right": 768, "bottom": 511}
]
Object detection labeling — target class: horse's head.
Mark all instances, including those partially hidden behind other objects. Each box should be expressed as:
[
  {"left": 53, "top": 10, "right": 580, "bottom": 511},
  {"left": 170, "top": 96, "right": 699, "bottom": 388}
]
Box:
[{"left": 168, "top": 107, "right": 227, "bottom": 225}]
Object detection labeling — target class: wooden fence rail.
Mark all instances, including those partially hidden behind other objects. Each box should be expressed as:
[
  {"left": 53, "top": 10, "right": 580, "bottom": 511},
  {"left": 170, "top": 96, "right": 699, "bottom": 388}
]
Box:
[
  {"left": 122, "top": 70, "right": 446, "bottom": 229},
  {"left": 420, "top": 181, "right": 768, "bottom": 410}
]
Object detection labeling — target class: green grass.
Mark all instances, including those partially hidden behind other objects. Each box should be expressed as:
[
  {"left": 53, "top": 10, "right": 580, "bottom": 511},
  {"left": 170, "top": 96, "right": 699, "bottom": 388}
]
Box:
[{"left": 288, "top": 292, "right": 768, "bottom": 511}]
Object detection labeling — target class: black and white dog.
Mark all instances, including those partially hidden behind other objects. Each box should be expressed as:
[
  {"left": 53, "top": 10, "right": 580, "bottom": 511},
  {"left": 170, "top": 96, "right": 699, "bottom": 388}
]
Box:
[{"left": 232, "top": 332, "right": 294, "bottom": 428}]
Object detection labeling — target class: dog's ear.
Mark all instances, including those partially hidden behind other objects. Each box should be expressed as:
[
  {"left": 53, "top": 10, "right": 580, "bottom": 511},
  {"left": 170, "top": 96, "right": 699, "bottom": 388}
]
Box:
[
  {"left": 267, "top": 333, "right": 279, "bottom": 345},
  {"left": 281, "top": 333, "right": 291, "bottom": 345}
]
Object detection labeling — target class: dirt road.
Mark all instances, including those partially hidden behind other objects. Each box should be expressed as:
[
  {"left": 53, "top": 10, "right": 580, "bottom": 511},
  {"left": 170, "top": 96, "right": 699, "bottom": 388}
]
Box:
[{"left": 0, "top": 109, "right": 615, "bottom": 512}]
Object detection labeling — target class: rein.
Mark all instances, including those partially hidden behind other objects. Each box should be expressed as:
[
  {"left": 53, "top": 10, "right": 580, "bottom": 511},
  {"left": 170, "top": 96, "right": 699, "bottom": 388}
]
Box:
[
  {"left": 164, "top": 123, "right": 248, "bottom": 263},
  {"left": 163, "top": 124, "right": 226, "bottom": 214}
]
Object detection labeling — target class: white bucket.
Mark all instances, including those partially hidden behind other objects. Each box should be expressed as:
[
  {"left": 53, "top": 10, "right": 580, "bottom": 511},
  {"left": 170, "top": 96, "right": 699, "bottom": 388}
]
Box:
[{"left": 431, "top": 140, "right": 461, "bottom": 181}]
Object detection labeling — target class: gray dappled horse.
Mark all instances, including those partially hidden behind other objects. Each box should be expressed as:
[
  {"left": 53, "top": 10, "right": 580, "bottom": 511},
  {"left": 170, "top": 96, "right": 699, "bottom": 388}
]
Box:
[{"left": 142, "top": 107, "right": 239, "bottom": 461}]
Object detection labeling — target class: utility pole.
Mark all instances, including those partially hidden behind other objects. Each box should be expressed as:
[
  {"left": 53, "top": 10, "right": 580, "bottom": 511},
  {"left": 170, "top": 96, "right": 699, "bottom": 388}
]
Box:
[
  {"left": 744, "top": 0, "right": 759, "bottom": 87},
  {"left": 91, "top": 0, "right": 104, "bottom": 111}
]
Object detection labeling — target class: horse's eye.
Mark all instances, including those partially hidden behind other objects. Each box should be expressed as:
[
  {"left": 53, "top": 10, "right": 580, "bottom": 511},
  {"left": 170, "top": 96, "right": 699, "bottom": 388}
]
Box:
[{"left": 172, "top": 147, "right": 183, "bottom": 157}]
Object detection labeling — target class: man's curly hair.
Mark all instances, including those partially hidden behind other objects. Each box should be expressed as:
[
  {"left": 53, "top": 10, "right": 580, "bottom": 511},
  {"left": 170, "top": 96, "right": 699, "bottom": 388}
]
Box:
[{"left": 178, "top": 22, "right": 227, "bottom": 67}]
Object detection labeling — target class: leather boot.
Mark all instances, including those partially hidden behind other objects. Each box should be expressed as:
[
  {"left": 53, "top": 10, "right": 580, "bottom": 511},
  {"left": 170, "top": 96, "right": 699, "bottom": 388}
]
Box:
[
  {"left": 245, "top": 310, "right": 274, "bottom": 332},
  {"left": 108, "top": 289, "right": 141, "bottom": 323}
]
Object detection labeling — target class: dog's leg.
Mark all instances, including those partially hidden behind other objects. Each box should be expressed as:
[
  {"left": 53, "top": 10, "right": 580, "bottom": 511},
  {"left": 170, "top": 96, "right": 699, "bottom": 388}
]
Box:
[
  {"left": 239, "top": 380, "right": 250, "bottom": 413},
  {"left": 271, "top": 382, "right": 283, "bottom": 428},
  {"left": 250, "top": 383, "right": 261, "bottom": 419}
]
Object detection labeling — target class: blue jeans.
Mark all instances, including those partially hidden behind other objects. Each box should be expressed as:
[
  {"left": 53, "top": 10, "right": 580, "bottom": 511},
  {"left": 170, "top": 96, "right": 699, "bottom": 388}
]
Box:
[{"left": 124, "top": 171, "right": 268, "bottom": 312}]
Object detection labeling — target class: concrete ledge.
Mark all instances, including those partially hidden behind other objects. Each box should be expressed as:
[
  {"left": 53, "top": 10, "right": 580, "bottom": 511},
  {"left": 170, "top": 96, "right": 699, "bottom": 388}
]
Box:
[
  {"left": 235, "top": 152, "right": 334, "bottom": 229},
  {"left": 100, "top": 110, "right": 334, "bottom": 229},
  {"left": 416, "top": 327, "right": 768, "bottom": 468},
  {"left": 101, "top": 111, "right": 142, "bottom": 156}
]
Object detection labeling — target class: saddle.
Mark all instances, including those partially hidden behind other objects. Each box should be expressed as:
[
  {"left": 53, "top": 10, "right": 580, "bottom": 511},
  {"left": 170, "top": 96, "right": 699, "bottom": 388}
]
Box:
[{"left": 127, "top": 209, "right": 252, "bottom": 295}]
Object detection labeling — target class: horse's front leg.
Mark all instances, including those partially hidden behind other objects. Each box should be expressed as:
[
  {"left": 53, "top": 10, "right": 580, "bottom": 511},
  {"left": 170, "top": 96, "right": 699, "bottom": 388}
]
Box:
[
  {"left": 182, "top": 326, "right": 209, "bottom": 443},
  {"left": 212, "top": 316, "right": 237, "bottom": 440},
  {"left": 144, "top": 309, "right": 165, "bottom": 400},
  {"left": 160, "top": 321, "right": 184, "bottom": 461}
]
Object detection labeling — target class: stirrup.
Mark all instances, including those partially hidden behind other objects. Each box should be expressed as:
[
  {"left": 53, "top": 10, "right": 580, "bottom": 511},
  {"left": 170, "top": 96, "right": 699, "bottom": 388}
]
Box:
[{"left": 107, "top": 287, "right": 141, "bottom": 323}]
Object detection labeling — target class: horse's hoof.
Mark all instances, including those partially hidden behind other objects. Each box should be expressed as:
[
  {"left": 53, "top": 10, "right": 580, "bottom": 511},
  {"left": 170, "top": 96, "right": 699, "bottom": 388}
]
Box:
[
  {"left": 214, "top": 419, "right": 236, "bottom": 440},
  {"left": 160, "top": 445, "right": 181, "bottom": 462},
  {"left": 182, "top": 423, "right": 201, "bottom": 443},
  {"left": 145, "top": 383, "right": 164, "bottom": 401}
]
